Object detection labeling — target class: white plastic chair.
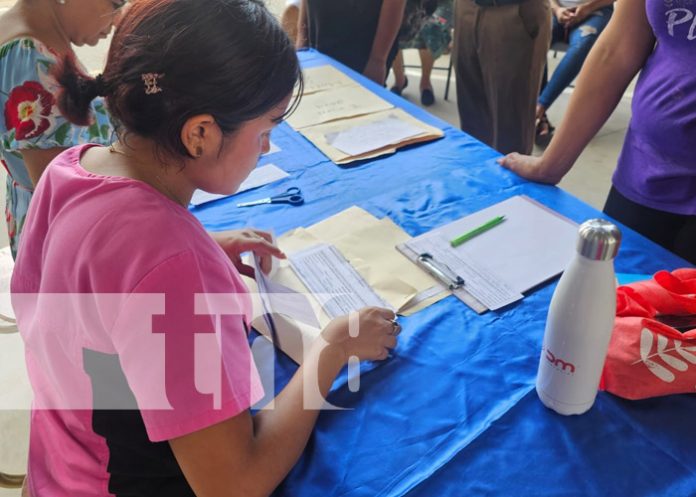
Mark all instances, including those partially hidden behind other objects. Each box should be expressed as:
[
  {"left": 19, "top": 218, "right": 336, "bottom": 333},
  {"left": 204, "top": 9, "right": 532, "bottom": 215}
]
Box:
[{"left": 0, "top": 246, "right": 28, "bottom": 491}]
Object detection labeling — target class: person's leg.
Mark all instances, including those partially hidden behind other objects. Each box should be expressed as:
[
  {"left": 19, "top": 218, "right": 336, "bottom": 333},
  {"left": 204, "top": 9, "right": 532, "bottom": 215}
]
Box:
[
  {"left": 454, "top": 0, "right": 495, "bottom": 147},
  {"left": 390, "top": 50, "right": 408, "bottom": 94},
  {"left": 419, "top": 48, "right": 435, "bottom": 105},
  {"left": 538, "top": 7, "right": 612, "bottom": 110},
  {"left": 673, "top": 217, "right": 696, "bottom": 264},
  {"left": 419, "top": 48, "right": 434, "bottom": 90},
  {"left": 280, "top": 4, "right": 300, "bottom": 45},
  {"left": 478, "top": 0, "right": 551, "bottom": 155},
  {"left": 537, "top": 16, "right": 565, "bottom": 115},
  {"left": 604, "top": 186, "right": 696, "bottom": 264}
]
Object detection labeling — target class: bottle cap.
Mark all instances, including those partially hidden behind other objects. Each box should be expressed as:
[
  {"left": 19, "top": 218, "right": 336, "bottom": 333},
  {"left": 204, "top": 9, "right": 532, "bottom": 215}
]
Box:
[{"left": 577, "top": 219, "right": 621, "bottom": 261}]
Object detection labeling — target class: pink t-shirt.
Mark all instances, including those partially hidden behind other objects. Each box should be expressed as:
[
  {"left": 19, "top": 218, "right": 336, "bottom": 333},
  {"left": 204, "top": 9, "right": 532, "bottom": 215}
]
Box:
[{"left": 11, "top": 144, "right": 264, "bottom": 496}]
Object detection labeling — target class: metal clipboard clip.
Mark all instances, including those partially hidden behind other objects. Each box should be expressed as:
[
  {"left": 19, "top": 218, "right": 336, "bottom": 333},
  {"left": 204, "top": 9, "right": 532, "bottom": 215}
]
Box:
[{"left": 416, "top": 252, "right": 465, "bottom": 291}]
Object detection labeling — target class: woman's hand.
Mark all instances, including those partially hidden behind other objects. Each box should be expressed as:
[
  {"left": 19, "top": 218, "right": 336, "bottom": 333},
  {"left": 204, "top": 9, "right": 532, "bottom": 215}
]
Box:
[
  {"left": 209, "top": 229, "right": 285, "bottom": 278},
  {"left": 321, "top": 307, "right": 399, "bottom": 364},
  {"left": 555, "top": 6, "right": 575, "bottom": 25},
  {"left": 568, "top": 4, "right": 593, "bottom": 25},
  {"left": 497, "top": 153, "right": 565, "bottom": 185},
  {"left": 363, "top": 56, "right": 388, "bottom": 86}
]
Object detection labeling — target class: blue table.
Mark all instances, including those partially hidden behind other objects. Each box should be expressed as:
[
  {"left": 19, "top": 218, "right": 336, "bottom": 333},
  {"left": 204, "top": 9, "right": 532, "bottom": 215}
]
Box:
[{"left": 192, "top": 50, "right": 695, "bottom": 497}]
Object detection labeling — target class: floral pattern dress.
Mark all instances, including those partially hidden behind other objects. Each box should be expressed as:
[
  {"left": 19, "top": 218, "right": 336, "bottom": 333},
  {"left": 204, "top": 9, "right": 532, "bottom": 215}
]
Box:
[
  {"left": 400, "top": 0, "right": 453, "bottom": 60},
  {"left": 0, "top": 37, "right": 114, "bottom": 257}
]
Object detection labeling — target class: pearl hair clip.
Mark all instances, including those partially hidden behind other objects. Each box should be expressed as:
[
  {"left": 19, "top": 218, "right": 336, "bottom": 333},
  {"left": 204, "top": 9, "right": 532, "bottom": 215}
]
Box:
[{"left": 141, "top": 73, "right": 164, "bottom": 95}]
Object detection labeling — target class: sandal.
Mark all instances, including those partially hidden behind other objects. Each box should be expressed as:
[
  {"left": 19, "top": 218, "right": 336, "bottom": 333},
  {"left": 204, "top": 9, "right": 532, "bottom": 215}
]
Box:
[
  {"left": 390, "top": 76, "right": 408, "bottom": 96},
  {"left": 535, "top": 113, "right": 555, "bottom": 148}
]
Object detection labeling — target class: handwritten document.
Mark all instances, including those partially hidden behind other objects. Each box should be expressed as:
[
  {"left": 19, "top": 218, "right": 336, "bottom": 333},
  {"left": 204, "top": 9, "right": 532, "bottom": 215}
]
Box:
[
  {"left": 327, "top": 114, "right": 426, "bottom": 157},
  {"left": 299, "top": 65, "right": 357, "bottom": 95},
  {"left": 190, "top": 164, "right": 289, "bottom": 206},
  {"left": 287, "top": 86, "right": 393, "bottom": 130},
  {"left": 289, "top": 244, "right": 390, "bottom": 319}
]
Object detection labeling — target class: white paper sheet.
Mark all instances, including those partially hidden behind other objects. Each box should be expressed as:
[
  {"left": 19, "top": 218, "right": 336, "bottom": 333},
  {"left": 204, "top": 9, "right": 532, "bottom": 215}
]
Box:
[
  {"left": 429, "top": 196, "right": 578, "bottom": 294},
  {"left": 264, "top": 141, "right": 280, "bottom": 156},
  {"left": 407, "top": 236, "right": 523, "bottom": 311},
  {"left": 253, "top": 254, "right": 321, "bottom": 328},
  {"left": 287, "top": 86, "right": 393, "bottom": 130},
  {"left": 326, "top": 115, "right": 426, "bottom": 157},
  {"left": 190, "top": 164, "right": 289, "bottom": 207},
  {"left": 298, "top": 65, "right": 357, "bottom": 95},
  {"left": 288, "top": 244, "right": 390, "bottom": 319}
]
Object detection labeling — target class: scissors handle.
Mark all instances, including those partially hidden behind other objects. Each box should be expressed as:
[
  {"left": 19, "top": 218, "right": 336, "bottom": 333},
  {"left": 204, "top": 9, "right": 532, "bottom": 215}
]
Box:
[
  {"left": 276, "top": 194, "right": 304, "bottom": 206},
  {"left": 236, "top": 187, "right": 303, "bottom": 208},
  {"left": 271, "top": 187, "right": 304, "bottom": 206}
]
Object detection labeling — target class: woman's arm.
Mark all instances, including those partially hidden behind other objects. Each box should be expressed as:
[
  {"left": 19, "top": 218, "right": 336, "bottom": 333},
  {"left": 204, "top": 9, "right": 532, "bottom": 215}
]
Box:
[
  {"left": 295, "top": 0, "right": 308, "bottom": 49},
  {"left": 169, "top": 308, "right": 397, "bottom": 497},
  {"left": 499, "top": 0, "right": 655, "bottom": 183},
  {"left": 363, "top": 0, "right": 407, "bottom": 84},
  {"left": 21, "top": 147, "right": 67, "bottom": 186},
  {"left": 570, "top": 0, "right": 615, "bottom": 25}
]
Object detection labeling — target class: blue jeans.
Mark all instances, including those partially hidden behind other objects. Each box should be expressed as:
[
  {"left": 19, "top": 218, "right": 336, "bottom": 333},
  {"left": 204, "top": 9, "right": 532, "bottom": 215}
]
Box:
[{"left": 538, "top": 6, "right": 613, "bottom": 109}]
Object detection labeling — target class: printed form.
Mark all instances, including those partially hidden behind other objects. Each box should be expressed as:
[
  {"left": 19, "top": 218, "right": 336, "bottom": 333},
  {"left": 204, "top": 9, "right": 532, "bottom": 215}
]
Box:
[
  {"left": 407, "top": 235, "right": 523, "bottom": 311},
  {"left": 289, "top": 244, "right": 390, "bottom": 319}
]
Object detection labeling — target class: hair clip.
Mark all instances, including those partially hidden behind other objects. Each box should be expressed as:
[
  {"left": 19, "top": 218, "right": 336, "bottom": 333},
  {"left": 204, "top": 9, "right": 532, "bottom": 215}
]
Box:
[{"left": 141, "top": 73, "right": 164, "bottom": 95}]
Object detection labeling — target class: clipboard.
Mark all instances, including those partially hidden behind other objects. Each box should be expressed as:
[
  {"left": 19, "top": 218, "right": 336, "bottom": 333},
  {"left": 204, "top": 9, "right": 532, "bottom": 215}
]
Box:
[
  {"left": 396, "top": 195, "right": 579, "bottom": 313},
  {"left": 395, "top": 242, "right": 488, "bottom": 314}
]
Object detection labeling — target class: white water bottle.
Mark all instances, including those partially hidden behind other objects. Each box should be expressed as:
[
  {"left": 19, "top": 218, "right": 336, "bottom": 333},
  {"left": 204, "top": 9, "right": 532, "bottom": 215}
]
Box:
[{"left": 536, "top": 219, "right": 621, "bottom": 415}]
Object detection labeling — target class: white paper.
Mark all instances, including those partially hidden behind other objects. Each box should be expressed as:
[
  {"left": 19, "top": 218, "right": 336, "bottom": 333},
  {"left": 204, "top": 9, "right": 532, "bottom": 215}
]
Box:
[
  {"left": 263, "top": 141, "right": 280, "bottom": 156},
  {"left": 327, "top": 115, "right": 425, "bottom": 157},
  {"left": 253, "top": 254, "right": 321, "bottom": 328},
  {"left": 299, "top": 65, "right": 357, "bottom": 95},
  {"left": 288, "top": 244, "right": 389, "bottom": 319},
  {"left": 408, "top": 235, "right": 523, "bottom": 311},
  {"left": 190, "top": 164, "right": 289, "bottom": 206}
]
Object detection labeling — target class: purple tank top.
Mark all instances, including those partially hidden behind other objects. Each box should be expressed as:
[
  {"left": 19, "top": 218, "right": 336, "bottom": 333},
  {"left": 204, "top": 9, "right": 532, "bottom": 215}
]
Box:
[{"left": 613, "top": 0, "right": 696, "bottom": 215}]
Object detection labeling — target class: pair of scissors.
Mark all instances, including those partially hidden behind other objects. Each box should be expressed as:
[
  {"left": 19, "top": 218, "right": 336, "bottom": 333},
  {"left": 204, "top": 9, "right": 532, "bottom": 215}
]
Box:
[{"left": 236, "top": 187, "right": 304, "bottom": 207}]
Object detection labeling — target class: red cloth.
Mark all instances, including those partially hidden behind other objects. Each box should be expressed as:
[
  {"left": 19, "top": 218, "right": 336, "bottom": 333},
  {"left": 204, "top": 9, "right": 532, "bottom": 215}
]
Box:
[{"left": 600, "top": 269, "right": 696, "bottom": 400}]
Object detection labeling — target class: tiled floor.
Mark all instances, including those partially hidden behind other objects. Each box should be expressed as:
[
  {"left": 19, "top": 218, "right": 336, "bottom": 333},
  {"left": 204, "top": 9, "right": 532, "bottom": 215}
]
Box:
[{"left": 0, "top": 1, "right": 632, "bottom": 493}]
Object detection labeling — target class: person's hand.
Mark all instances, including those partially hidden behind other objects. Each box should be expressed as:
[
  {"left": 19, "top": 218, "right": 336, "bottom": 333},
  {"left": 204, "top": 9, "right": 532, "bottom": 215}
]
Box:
[
  {"left": 363, "top": 56, "right": 388, "bottom": 86},
  {"left": 209, "top": 229, "right": 285, "bottom": 278},
  {"left": 497, "top": 153, "right": 564, "bottom": 184},
  {"left": 555, "top": 6, "right": 575, "bottom": 26},
  {"left": 321, "top": 307, "right": 399, "bottom": 363},
  {"left": 567, "top": 4, "right": 592, "bottom": 26}
]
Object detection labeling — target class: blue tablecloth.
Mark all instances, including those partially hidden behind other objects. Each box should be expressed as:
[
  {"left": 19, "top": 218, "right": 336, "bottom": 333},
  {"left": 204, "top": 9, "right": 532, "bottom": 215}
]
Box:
[{"left": 191, "top": 50, "right": 696, "bottom": 497}]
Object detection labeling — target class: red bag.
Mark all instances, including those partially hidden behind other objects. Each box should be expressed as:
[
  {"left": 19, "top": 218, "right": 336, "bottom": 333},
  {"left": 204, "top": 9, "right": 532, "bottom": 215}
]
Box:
[{"left": 600, "top": 268, "right": 696, "bottom": 400}]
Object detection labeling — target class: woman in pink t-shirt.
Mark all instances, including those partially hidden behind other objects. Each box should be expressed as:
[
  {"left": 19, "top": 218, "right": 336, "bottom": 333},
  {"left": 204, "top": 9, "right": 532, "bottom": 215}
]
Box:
[{"left": 11, "top": 1, "right": 398, "bottom": 496}]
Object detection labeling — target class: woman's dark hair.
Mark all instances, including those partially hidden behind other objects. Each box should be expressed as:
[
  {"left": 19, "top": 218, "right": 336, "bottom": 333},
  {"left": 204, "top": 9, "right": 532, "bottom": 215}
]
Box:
[{"left": 53, "top": 0, "right": 302, "bottom": 158}]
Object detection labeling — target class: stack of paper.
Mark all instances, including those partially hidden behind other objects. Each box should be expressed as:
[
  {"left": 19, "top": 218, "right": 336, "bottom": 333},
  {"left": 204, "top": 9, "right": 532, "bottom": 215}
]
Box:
[{"left": 289, "top": 66, "right": 443, "bottom": 164}]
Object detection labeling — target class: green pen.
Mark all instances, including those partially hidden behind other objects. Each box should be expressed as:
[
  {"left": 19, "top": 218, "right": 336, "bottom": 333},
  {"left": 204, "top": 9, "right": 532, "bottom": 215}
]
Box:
[{"left": 450, "top": 215, "right": 506, "bottom": 247}]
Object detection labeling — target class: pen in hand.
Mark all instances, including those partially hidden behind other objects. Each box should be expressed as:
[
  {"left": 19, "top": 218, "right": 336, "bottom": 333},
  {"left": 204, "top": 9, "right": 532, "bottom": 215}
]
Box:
[{"left": 450, "top": 215, "right": 506, "bottom": 248}]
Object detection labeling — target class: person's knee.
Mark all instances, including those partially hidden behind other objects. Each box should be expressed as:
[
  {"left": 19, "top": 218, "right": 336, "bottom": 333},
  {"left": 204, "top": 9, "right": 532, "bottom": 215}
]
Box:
[{"left": 570, "top": 26, "right": 600, "bottom": 54}]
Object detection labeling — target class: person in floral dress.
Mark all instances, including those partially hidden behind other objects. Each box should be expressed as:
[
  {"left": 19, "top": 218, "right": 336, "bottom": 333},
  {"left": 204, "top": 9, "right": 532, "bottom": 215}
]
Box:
[{"left": 0, "top": 0, "right": 124, "bottom": 258}]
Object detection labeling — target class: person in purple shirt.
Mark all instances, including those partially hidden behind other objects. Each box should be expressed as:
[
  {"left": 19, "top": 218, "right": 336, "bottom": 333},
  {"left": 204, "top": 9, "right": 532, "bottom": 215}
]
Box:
[{"left": 498, "top": 0, "right": 696, "bottom": 264}]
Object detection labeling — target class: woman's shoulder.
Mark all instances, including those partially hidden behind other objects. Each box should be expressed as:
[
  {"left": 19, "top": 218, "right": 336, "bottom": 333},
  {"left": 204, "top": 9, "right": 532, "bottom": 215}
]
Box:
[
  {"left": 0, "top": 36, "right": 59, "bottom": 65},
  {"left": 0, "top": 36, "right": 60, "bottom": 96}
]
